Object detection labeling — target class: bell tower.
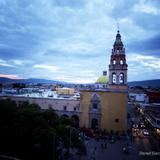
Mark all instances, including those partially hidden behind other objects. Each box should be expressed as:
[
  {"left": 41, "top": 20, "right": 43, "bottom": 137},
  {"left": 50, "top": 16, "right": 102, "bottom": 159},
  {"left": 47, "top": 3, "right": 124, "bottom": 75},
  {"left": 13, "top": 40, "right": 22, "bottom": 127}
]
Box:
[{"left": 109, "top": 30, "right": 128, "bottom": 90}]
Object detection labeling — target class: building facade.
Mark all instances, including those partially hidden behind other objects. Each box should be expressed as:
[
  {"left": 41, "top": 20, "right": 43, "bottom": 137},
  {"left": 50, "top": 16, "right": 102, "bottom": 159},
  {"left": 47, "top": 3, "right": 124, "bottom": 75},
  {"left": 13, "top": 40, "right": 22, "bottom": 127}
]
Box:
[{"left": 80, "top": 30, "right": 128, "bottom": 134}]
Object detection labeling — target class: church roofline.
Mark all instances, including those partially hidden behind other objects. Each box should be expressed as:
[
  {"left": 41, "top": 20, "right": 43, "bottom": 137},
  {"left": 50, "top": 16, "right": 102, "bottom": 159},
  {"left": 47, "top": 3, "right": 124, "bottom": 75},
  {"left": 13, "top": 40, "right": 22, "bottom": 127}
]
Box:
[{"left": 80, "top": 88, "right": 128, "bottom": 93}]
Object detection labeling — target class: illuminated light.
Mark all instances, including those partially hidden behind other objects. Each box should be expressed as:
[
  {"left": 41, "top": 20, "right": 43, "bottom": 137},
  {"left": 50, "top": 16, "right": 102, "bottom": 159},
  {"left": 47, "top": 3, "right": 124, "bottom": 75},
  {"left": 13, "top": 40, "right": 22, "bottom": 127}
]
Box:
[{"left": 156, "top": 129, "right": 160, "bottom": 135}]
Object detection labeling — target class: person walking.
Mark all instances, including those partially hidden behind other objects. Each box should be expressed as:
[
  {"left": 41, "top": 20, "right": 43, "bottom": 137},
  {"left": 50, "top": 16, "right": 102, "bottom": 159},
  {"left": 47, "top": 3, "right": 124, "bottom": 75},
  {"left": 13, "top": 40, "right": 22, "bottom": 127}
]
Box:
[
  {"left": 101, "top": 143, "right": 104, "bottom": 149},
  {"left": 90, "top": 149, "right": 96, "bottom": 160},
  {"left": 104, "top": 142, "right": 107, "bottom": 149}
]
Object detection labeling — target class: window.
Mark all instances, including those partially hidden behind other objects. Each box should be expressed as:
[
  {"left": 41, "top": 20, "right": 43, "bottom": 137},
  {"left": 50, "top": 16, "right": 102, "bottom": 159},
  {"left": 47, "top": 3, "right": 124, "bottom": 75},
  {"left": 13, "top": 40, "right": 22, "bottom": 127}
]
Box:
[
  {"left": 115, "top": 119, "right": 119, "bottom": 123},
  {"left": 157, "top": 120, "right": 160, "bottom": 125},
  {"left": 113, "top": 60, "right": 116, "bottom": 65},
  {"left": 74, "top": 107, "right": 76, "bottom": 111},
  {"left": 120, "top": 60, "right": 123, "bottom": 65},
  {"left": 112, "top": 73, "right": 116, "bottom": 84},
  {"left": 93, "top": 103, "right": 98, "bottom": 109},
  {"left": 119, "top": 73, "right": 124, "bottom": 84},
  {"left": 63, "top": 106, "right": 67, "bottom": 110}
]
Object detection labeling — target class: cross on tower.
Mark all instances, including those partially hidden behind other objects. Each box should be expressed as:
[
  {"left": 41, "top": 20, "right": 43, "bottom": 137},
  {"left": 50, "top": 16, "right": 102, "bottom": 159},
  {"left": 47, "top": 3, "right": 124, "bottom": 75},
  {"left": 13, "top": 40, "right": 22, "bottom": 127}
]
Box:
[{"left": 117, "top": 22, "right": 119, "bottom": 31}]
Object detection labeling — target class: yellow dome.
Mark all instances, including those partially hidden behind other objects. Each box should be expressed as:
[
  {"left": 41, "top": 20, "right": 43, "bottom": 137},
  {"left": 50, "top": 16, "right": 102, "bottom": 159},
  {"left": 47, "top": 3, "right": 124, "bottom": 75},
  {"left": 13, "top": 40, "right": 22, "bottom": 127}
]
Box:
[{"left": 96, "top": 75, "right": 108, "bottom": 84}]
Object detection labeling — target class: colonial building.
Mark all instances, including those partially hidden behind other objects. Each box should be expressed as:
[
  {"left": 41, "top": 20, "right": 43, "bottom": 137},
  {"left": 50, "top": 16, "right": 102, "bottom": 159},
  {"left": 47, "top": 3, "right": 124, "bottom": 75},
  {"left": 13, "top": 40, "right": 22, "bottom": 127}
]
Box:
[
  {"left": 0, "top": 30, "right": 128, "bottom": 134},
  {"left": 80, "top": 30, "right": 128, "bottom": 134}
]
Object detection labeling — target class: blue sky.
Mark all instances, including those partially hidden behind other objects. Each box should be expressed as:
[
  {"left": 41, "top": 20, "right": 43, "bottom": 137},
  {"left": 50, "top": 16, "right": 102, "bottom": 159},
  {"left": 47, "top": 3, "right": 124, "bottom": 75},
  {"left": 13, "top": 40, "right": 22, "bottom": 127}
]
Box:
[{"left": 0, "top": 0, "right": 160, "bottom": 83}]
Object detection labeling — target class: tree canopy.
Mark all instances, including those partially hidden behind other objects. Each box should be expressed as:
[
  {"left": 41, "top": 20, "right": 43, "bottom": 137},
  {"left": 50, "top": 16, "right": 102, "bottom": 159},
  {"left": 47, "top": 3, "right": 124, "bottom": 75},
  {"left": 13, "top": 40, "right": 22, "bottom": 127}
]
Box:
[{"left": 0, "top": 98, "right": 85, "bottom": 160}]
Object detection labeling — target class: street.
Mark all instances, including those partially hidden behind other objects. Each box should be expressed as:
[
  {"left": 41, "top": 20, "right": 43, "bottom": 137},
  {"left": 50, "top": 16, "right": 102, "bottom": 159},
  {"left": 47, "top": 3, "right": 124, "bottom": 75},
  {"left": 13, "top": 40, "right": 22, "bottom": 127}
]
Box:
[
  {"left": 83, "top": 138, "right": 140, "bottom": 160},
  {"left": 68, "top": 102, "right": 160, "bottom": 160}
]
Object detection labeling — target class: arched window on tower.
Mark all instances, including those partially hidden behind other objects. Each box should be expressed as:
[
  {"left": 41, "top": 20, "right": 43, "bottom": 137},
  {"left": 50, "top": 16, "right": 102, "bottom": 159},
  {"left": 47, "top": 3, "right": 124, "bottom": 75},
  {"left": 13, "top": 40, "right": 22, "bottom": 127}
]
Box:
[
  {"left": 120, "top": 60, "right": 123, "bottom": 65},
  {"left": 112, "top": 73, "right": 116, "bottom": 84},
  {"left": 119, "top": 73, "right": 124, "bottom": 84},
  {"left": 113, "top": 60, "right": 116, "bottom": 65}
]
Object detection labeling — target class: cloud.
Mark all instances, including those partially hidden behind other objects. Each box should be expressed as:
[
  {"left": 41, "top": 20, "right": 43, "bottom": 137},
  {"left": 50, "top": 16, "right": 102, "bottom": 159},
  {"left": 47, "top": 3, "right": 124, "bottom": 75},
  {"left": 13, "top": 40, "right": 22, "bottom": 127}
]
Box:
[
  {"left": 0, "top": 59, "right": 14, "bottom": 67},
  {"left": 12, "top": 60, "right": 25, "bottom": 65},
  {"left": 0, "top": 0, "right": 159, "bottom": 83},
  {"left": 33, "top": 64, "right": 60, "bottom": 72},
  {"left": 127, "top": 54, "right": 155, "bottom": 62},
  {"left": 52, "top": 0, "right": 86, "bottom": 8},
  {"left": 133, "top": 2, "right": 160, "bottom": 15},
  {"left": 142, "top": 61, "right": 160, "bottom": 70},
  {"left": 127, "top": 34, "right": 160, "bottom": 55},
  {"left": 0, "top": 74, "right": 20, "bottom": 79},
  {"left": 127, "top": 53, "right": 160, "bottom": 81},
  {"left": 53, "top": 75, "right": 96, "bottom": 84},
  {"left": 11, "top": 59, "right": 32, "bottom": 66}
]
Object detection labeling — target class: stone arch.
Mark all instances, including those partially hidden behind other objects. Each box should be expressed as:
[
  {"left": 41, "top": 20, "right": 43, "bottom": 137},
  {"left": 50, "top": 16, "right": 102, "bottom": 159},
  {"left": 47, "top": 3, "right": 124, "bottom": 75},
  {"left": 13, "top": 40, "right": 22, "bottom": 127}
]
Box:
[
  {"left": 113, "top": 60, "right": 116, "bottom": 65},
  {"left": 119, "top": 73, "right": 124, "bottom": 84},
  {"left": 90, "top": 93, "right": 100, "bottom": 102},
  {"left": 90, "top": 93, "right": 100, "bottom": 111},
  {"left": 61, "top": 114, "right": 69, "bottom": 118},
  {"left": 71, "top": 115, "right": 79, "bottom": 128},
  {"left": 91, "top": 118, "right": 98, "bottom": 129},
  {"left": 112, "top": 73, "right": 116, "bottom": 84},
  {"left": 120, "top": 59, "right": 123, "bottom": 65},
  {"left": 60, "top": 114, "right": 70, "bottom": 125}
]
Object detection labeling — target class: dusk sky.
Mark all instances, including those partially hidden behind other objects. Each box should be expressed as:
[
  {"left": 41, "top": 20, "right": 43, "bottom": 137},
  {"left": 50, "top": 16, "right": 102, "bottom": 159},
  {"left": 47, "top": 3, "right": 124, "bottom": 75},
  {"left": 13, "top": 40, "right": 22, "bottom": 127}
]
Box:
[{"left": 0, "top": 0, "right": 160, "bottom": 83}]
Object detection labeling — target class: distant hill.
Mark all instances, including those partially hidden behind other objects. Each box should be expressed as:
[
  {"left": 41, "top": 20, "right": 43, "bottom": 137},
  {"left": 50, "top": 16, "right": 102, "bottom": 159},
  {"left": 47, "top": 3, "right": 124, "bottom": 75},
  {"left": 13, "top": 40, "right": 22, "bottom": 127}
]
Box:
[
  {"left": 0, "top": 77, "right": 160, "bottom": 88},
  {"left": 0, "top": 77, "right": 65, "bottom": 84},
  {"left": 128, "top": 79, "right": 160, "bottom": 88}
]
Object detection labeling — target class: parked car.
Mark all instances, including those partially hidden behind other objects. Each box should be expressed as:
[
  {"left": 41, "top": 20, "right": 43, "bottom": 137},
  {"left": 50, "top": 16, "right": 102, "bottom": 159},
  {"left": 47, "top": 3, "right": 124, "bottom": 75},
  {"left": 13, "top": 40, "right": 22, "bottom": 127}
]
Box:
[
  {"left": 143, "top": 129, "right": 149, "bottom": 136},
  {"left": 122, "top": 146, "right": 129, "bottom": 154},
  {"left": 133, "top": 124, "right": 138, "bottom": 128},
  {"left": 140, "top": 124, "right": 146, "bottom": 128}
]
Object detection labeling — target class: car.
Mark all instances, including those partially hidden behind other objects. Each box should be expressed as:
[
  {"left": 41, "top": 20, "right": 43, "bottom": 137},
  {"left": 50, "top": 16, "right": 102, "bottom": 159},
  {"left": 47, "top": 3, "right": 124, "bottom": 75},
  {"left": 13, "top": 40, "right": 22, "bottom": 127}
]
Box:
[
  {"left": 143, "top": 129, "right": 149, "bottom": 136},
  {"left": 122, "top": 147, "right": 129, "bottom": 154},
  {"left": 140, "top": 124, "right": 146, "bottom": 128},
  {"left": 140, "top": 122, "right": 146, "bottom": 128},
  {"left": 133, "top": 128, "right": 139, "bottom": 132}
]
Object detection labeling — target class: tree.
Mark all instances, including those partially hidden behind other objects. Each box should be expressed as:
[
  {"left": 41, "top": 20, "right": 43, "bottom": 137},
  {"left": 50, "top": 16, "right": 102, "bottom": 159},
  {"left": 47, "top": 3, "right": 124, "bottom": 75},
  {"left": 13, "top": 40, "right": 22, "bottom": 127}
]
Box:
[
  {"left": 0, "top": 99, "right": 86, "bottom": 160},
  {"left": 0, "top": 83, "right": 2, "bottom": 92}
]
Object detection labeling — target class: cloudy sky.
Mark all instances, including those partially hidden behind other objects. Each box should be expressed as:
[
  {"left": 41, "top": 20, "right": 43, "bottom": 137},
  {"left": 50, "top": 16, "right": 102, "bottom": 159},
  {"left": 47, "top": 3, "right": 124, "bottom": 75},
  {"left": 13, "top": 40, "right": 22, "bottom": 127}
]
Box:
[{"left": 0, "top": 0, "right": 160, "bottom": 83}]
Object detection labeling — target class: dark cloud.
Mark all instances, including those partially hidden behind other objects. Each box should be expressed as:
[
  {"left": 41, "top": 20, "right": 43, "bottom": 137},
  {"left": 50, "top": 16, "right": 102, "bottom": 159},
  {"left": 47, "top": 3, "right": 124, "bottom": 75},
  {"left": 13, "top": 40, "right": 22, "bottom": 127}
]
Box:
[
  {"left": 0, "top": 47, "right": 29, "bottom": 59},
  {"left": 132, "top": 13, "right": 160, "bottom": 30},
  {"left": 0, "top": 0, "right": 159, "bottom": 82},
  {"left": 109, "top": 0, "right": 138, "bottom": 19},
  {"left": 127, "top": 34, "right": 160, "bottom": 55}
]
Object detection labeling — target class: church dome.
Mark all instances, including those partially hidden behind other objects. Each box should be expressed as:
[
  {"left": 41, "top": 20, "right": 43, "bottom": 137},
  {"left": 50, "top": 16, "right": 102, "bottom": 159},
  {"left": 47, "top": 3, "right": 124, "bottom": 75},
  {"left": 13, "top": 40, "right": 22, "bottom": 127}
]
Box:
[{"left": 96, "top": 75, "right": 108, "bottom": 84}]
